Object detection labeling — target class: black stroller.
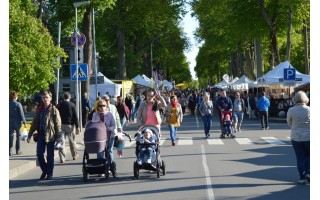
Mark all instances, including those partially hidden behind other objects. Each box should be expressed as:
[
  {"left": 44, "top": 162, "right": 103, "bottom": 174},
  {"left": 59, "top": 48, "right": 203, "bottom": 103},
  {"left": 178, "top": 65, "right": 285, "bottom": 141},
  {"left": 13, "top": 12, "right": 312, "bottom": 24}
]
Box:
[
  {"left": 82, "top": 121, "right": 116, "bottom": 182},
  {"left": 133, "top": 125, "right": 166, "bottom": 179}
]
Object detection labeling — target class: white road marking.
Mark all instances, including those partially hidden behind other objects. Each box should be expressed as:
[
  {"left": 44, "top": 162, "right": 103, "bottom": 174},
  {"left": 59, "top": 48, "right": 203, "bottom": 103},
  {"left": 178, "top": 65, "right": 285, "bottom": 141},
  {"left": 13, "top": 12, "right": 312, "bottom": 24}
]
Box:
[
  {"left": 207, "top": 138, "right": 224, "bottom": 145},
  {"left": 201, "top": 144, "right": 215, "bottom": 200},
  {"left": 177, "top": 137, "right": 193, "bottom": 145},
  {"left": 261, "top": 137, "right": 286, "bottom": 145},
  {"left": 235, "top": 138, "right": 255, "bottom": 145}
]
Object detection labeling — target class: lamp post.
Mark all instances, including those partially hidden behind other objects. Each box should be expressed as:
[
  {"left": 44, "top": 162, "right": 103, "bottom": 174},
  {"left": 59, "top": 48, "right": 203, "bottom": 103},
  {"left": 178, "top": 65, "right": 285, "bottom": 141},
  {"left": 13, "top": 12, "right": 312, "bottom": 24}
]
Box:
[
  {"left": 150, "top": 32, "right": 168, "bottom": 79},
  {"left": 73, "top": 1, "right": 90, "bottom": 121}
]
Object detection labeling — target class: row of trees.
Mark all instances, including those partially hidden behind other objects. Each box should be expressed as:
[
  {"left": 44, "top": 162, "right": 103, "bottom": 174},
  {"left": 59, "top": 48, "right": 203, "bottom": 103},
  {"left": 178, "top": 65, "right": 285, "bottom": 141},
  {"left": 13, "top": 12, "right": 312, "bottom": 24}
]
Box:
[
  {"left": 9, "top": 0, "right": 193, "bottom": 97},
  {"left": 191, "top": 0, "right": 310, "bottom": 88}
]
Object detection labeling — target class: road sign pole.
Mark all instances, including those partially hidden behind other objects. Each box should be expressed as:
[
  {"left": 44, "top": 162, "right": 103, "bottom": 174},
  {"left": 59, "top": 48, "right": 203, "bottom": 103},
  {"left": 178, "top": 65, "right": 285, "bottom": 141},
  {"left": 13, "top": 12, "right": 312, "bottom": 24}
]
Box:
[{"left": 75, "top": 6, "right": 80, "bottom": 121}]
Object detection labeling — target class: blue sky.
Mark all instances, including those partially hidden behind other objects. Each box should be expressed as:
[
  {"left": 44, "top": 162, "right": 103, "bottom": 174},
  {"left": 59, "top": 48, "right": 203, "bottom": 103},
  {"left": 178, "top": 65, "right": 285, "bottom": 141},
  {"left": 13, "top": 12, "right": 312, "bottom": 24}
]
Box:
[{"left": 181, "top": 5, "right": 200, "bottom": 80}]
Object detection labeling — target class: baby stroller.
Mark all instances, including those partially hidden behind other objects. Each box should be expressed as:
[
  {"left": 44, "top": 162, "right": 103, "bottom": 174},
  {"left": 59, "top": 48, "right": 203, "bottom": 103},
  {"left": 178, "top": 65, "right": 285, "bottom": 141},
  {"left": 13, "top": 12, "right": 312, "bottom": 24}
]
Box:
[
  {"left": 133, "top": 125, "right": 166, "bottom": 179},
  {"left": 82, "top": 121, "right": 116, "bottom": 182},
  {"left": 219, "top": 110, "right": 235, "bottom": 139}
]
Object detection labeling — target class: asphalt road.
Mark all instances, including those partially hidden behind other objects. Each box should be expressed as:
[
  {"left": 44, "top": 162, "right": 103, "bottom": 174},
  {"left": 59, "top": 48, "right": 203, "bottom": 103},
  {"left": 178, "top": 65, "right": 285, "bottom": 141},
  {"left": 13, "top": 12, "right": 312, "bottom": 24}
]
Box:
[{"left": 9, "top": 114, "right": 310, "bottom": 200}]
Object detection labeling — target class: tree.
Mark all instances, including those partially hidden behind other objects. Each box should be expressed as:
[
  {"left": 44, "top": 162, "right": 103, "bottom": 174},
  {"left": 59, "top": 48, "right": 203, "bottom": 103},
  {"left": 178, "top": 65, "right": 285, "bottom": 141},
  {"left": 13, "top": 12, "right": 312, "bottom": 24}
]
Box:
[{"left": 9, "top": 0, "right": 66, "bottom": 96}]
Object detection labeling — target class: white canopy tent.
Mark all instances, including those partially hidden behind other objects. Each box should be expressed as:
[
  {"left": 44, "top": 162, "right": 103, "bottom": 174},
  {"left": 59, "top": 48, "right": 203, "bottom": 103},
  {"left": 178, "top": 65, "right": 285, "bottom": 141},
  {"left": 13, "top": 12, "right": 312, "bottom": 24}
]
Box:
[
  {"left": 89, "top": 72, "right": 122, "bottom": 108},
  {"left": 231, "top": 75, "right": 257, "bottom": 90},
  {"left": 132, "top": 75, "right": 152, "bottom": 88},
  {"left": 257, "top": 61, "right": 310, "bottom": 85},
  {"left": 214, "top": 79, "right": 230, "bottom": 91}
]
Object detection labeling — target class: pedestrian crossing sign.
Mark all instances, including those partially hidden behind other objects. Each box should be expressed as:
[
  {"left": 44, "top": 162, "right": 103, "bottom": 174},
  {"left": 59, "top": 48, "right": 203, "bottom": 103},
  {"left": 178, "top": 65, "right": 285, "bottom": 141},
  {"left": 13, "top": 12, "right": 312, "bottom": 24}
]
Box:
[{"left": 70, "top": 63, "right": 88, "bottom": 81}]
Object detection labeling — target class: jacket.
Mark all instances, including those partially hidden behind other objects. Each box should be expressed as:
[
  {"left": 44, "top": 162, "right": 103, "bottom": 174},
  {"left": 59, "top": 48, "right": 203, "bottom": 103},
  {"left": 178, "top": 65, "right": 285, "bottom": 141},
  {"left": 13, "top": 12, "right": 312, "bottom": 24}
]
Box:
[
  {"left": 199, "top": 100, "right": 214, "bottom": 116},
  {"left": 164, "top": 103, "right": 183, "bottom": 124},
  {"left": 136, "top": 96, "right": 166, "bottom": 127},
  {"left": 257, "top": 96, "right": 270, "bottom": 111},
  {"left": 28, "top": 104, "right": 62, "bottom": 142},
  {"left": 286, "top": 103, "right": 310, "bottom": 141}
]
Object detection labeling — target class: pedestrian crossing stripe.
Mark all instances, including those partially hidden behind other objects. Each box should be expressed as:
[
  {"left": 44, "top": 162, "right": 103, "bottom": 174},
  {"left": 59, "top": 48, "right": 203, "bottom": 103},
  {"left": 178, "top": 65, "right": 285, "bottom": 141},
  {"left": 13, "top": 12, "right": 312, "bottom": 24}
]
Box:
[
  {"left": 177, "top": 137, "right": 193, "bottom": 145},
  {"left": 261, "top": 137, "right": 286, "bottom": 145},
  {"left": 123, "top": 137, "right": 289, "bottom": 147}
]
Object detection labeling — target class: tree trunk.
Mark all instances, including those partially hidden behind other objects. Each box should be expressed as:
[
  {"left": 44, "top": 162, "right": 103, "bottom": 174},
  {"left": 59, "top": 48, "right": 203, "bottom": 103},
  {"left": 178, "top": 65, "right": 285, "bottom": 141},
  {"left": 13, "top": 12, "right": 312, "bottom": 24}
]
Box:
[
  {"left": 118, "top": 27, "right": 126, "bottom": 79},
  {"left": 285, "top": 6, "right": 293, "bottom": 61},
  {"left": 303, "top": 20, "right": 309, "bottom": 74},
  {"left": 244, "top": 42, "right": 255, "bottom": 80},
  {"left": 258, "top": 0, "right": 280, "bottom": 65},
  {"left": 82, "top": 7, "right": 93, "bottom": 95},
  {"left": 254, "top": 38, "right": 264, "bottom": 78}
]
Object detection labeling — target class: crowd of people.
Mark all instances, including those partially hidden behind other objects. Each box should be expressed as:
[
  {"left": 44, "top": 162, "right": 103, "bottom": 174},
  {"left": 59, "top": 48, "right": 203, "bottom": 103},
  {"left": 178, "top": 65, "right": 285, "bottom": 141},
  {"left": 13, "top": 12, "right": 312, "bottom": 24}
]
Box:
[{"left": 9, "top": 87, "right": 310, "bottom": 184}]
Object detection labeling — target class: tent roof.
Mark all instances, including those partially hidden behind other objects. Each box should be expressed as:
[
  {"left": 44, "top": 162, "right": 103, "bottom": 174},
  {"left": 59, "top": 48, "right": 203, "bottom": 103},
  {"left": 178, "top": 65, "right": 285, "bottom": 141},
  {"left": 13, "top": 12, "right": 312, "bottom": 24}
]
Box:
[
  {"left": 232, "top": 75, "right": 254, "bottom": 85},
  {"left": 132, "top": 75, "right": 151, "bottom": 88},
  {"left": 257, "top": 61, "right": 310, "bottom": 85}
]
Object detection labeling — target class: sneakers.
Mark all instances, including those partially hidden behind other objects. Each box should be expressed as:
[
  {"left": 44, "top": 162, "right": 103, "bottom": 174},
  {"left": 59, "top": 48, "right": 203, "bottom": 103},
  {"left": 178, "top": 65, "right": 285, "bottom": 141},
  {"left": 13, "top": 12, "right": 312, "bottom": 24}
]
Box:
[
  {"left": 172, "top": 142, "right": 176, "bottom": 146},
  {"left": 237, "top": 128, "right": 241, "bottom": 132},
  {"left": 40, "top": 172, "right": 46, "bottom": 180},
  {"left": 146, "top": 158, "right": 151, "bottom": 164},
  {"left": 73, "top": 154, "right": 79, "bottom": 160},
  {"left": 16, "top": 151, "right": 22, "bottom": 155},
  {"left": 305, "top": 174, "right": 310, "bottom": 183},
  {"left": 137, "top": 159, "right": 142, "bottom": 165},
  {"left": 266, "top": 126, "right": 270, "bottom": 130},
  {"left": 45, "top": 175, "right": 53, "bottom": 180},
  {"left": 60, "top": 159, "right": 65, "bottom": 163},
  {"left": 298, "top": 179, "right": 309, "bottom": 185}
]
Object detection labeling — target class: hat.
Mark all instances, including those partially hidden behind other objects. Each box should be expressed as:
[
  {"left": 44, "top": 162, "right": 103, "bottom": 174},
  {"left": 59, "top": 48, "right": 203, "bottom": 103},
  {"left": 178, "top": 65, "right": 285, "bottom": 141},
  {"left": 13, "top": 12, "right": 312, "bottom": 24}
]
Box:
[{"left": 144, "top": 129, "right": 152, "bottom": 134}]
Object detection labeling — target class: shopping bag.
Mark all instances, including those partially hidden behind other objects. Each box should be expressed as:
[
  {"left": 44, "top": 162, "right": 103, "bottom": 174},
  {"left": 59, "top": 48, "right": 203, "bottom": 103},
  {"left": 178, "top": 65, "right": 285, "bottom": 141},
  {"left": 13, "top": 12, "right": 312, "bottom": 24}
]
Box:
[{"left": 21, "top": 130, "right": 28, "bottom": 141}]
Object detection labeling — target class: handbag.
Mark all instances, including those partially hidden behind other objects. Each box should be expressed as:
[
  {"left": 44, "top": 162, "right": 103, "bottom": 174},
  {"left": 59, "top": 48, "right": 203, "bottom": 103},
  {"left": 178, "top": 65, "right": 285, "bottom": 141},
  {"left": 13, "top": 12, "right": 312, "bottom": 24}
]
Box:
[{"left": 33, "top": 133, "right": 39, "bottom": 142}]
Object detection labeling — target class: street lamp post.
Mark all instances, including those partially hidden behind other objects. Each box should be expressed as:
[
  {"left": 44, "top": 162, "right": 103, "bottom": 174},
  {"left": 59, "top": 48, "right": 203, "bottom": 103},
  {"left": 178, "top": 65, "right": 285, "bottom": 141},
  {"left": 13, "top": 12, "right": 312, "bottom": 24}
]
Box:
[
  {"left": 150, "top": 32, "right": 168, "bottom": 80},
  {"left": 73, "top": 1, "right": 90, "bottom": 122}
]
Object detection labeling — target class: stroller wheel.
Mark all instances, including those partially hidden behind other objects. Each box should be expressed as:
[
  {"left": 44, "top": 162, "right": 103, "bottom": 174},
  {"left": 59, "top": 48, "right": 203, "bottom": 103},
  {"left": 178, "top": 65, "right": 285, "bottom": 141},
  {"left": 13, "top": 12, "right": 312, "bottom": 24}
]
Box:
[
  {"left": 156, "top": 160, "right": 160, "bottom": 178},
  {"left": 104, "top": 168, "right": 110, "bottom": 180},
  {"left": 161, "top": 160, "right": 166, "bottom": 176},
  {"left": 111, "top": 162, "right": 117, "bottom": 178},
  {"left": 133, "top": 161, "right": 139, "bottom": 179},
  {"left": 82, "top": 168, "right": 88, "bottom": 182}
]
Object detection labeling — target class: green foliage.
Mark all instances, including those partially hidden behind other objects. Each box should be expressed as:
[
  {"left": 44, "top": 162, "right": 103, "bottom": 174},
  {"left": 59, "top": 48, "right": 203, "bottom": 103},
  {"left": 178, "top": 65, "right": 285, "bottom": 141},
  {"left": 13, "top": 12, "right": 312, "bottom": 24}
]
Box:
[
  {"left": 9, "top": 0, "right": 66, "bottom": 96},
  {"left": 192, "top": 0, "right": 309, "bottom": 84}
]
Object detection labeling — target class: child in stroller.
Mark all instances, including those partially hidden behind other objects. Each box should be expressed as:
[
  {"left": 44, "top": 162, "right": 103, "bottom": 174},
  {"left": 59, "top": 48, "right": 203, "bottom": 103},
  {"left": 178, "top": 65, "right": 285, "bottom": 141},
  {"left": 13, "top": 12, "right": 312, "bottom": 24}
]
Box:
[
  {"left": 220, "top": 111, "right": 236, "bottom": 139},
  {"left": 137, "top": 129, "right": 156, "bottom": 165},
  {"left": 133, "top": 125, "right": 166, "bottom": 179}
]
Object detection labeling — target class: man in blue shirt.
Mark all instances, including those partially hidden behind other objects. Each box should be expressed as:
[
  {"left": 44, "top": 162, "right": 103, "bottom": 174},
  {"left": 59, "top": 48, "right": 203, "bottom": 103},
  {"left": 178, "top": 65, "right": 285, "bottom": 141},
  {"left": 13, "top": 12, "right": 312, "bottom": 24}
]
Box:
[
  {"left": 257, "top": 92, "right": 270, "bottom": 130},
  {"left": 9, "top": 91, "right": 27, "bottom": 156}
]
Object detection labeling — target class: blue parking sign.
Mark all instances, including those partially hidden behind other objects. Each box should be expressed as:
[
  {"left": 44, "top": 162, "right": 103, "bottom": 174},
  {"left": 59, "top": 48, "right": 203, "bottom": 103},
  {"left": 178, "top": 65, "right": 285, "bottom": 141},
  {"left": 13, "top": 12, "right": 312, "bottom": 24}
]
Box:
[{"left": 284, "top": 68, "right": 296, "bottom": 80}]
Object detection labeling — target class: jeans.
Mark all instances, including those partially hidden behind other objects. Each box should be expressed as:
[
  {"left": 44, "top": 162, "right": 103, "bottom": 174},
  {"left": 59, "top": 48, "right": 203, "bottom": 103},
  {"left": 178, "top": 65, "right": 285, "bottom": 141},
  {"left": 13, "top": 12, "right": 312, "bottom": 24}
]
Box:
[
  {"left": 139, "top": 147, "right": 153, "bottom": 160},
  {"left": 120, "top": 118, "right": 126, "bottom": 129},
  {"left": 131, "top": 107, "right": 138, "bottom": 121},
  {"left": 224, "top": 125, "right": 232, "bottom": 134},
  {"left": 260, "top": 111, "right": 269, "bottom": 128},
  {"left": 291, "top": 140, "right": 310, "bottom": 180},
  {"left": 202, "top": 115, "right": 213, "bottom": 136},
  {"left": 168, "top": 125, "right": 178, "bottom": 143},
  {"left": 97, "top": 137, "right": 115, "bottom": 162},
  {"left": 37, "top": 133, "right": 55, "bottom": 176},
  {"left": 233, "top": 111, "right": 244, "bottom": 124},
  {"left": 9, "top": 123, "right": 21, "bottom": 154}
]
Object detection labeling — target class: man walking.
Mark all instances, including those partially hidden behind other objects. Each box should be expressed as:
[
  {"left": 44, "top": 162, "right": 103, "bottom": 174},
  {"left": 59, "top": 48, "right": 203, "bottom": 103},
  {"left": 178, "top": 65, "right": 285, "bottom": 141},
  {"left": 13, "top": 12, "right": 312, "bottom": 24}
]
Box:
[
  {"left": 232, "top": 92, "right": 246, "bottom": 132},
  {"left": 58, "top": 92, "right": 80, "bottom": 163},
  {"left": 257, "top": 92, "right": 270, "bottom": 130},
  {"left": 82, "top": 92, "right": 90, "bottom": 128},
  {"left": 9, "top": 91, "right": 27, "bottom": 156}
]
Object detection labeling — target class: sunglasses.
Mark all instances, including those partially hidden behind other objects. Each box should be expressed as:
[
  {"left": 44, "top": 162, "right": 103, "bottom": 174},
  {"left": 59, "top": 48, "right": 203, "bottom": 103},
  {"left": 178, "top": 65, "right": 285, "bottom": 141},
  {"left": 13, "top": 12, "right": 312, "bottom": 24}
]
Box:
[{"left": 98, "top": 105, "right": 106, "bottom": 108}]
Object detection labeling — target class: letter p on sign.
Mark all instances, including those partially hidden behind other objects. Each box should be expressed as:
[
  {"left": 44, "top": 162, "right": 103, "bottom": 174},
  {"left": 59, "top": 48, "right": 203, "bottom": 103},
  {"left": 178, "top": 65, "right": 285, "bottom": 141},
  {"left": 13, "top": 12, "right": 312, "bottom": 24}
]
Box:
[{"left": 284, "top": 68, "right": 296, "bottom": 80}]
